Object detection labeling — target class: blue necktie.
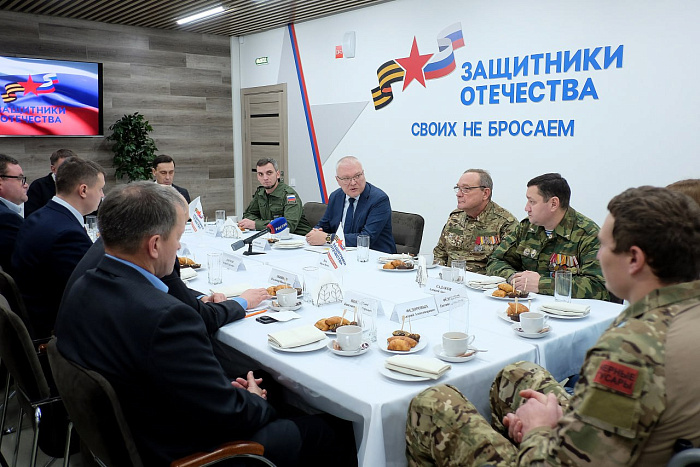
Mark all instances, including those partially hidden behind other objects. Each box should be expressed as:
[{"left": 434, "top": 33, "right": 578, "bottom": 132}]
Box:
[{"left": 345, "top": 198, "right": 355, "bottom": 232}]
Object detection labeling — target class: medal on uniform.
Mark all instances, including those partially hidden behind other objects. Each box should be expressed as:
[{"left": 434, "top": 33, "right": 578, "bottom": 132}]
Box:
[
  {"left": 530, "top": 249, "right": 537, "bottom": 258},
  {"left": 523, "top": 248, "right": 530, "bottom": 257}
]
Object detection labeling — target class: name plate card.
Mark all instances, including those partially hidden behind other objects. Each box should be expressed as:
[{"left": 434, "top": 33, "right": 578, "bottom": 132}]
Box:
[
  {"left": 426, "top": 278, "right": 461, "bottom": 295},
  {"left": 434, "top": 292, "right": 464, "bottom": 314},
  {"left": 268, "top": 269, "right": 300, "bottom": 288},
  {"left": 343, "top": 291, "right": 385, "bottom": 317},
  {"left": 390, "top": 296, "right": 438, "bottom": 323},
  {"left": 251, "top": 237, "right": 271, "bottom": 253},
  {"left": 317, "top": 255, "right": 336, "bottom": 270},
  {"left": 222, "top": 253, "right": 246, "bottom": 271}
]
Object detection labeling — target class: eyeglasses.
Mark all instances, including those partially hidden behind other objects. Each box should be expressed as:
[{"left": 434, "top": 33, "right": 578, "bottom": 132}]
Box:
[
  {"left": 0, "top": 175, "right": 27, "bottom": 185},
  {"left": 336, "top": 172, "right": 364, "bottom": 184},
  {"left": 454, "top": 185, "right": 486, "bottom": 194}
]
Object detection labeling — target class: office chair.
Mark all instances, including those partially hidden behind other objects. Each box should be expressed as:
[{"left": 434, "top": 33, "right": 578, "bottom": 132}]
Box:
[
  {"left": 391, "top": 210, "right": 425, "bottom": 255},
  {"left": 302, "top": 201, "right": 327, "bottom": 229},
  {"left": 0, "top": 300, "right": 75, "bottom": 467},
  {"left": 47, "top": 339, "right": 275, "bottom": 467}
]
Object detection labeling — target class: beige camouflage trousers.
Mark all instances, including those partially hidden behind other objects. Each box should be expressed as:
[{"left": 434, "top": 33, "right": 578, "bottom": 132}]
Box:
[{"left": 405, "top": 361, "right": 570, "bottom": 466}]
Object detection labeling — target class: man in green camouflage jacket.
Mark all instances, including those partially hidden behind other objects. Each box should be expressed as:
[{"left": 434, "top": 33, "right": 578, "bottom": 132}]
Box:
[
  {"left": 486, "top": 173, "right": 608, "bottom": 299},
  {"left": 406, "top": 186, "right": 700, "bottom": 466},
  {"left": 239, "top": 158, "right": 312, "bottom": 235},
  {"left": 433, "top": 169, "right": 517, "bottom": 274}
]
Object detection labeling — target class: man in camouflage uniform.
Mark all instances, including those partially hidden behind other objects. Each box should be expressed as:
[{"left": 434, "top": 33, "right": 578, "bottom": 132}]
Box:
[
  {"left": 406, "top": 186, "right": 700, "bottom": 466},
  {"left": 433, "top": 169, "right": 516, "bottom": 274},
  {"left": 239, "top": 158, "right": 312, "bottom": 235},
  {"left": 486, "top": 173, "right": 608, "bottom": 299}
]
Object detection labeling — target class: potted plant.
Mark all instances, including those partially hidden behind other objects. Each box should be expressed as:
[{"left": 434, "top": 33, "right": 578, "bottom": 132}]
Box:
[{"left": 107, "top": 112, "right": 158, "bottom": 182}]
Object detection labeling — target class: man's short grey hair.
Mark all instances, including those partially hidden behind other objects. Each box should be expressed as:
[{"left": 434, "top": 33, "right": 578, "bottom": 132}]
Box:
[
  {"left": 336, "top": 155, "right": 362, "bottom": 171},
  {"left": 464, "top": 168, "right": 493, "bottom": 199},
  {"left": 256, "top": 158, "right": 279, "bottom": 171},
  {"left": 98, "top": 181, "right": 188, "bottom": 254}
]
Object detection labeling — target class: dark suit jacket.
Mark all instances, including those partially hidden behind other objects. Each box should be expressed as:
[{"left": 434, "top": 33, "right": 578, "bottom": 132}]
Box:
[
  {"left": 317, "top": 182, "right": 397, "bottom": 253},
  {"left": 173, "top": 184, "right": 191, "bottom": 204},
  {"left": 11, "top": 200, "right": 92, "bottom": 338},
  {"left": 25, "top": 173, "right": 55, "bottom": 218},
  {"left": 56, "top": 257, "right": 295, "bottom": 466},
  {"left": 0, "top": 201, "right": 22, "bottom": 273},
  {"left": 63, "top": 238, "right": 245, "bottom": 334}
]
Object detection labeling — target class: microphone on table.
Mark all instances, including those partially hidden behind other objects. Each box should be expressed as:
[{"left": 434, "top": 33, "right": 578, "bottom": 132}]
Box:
[{"left": 231, "top": 217, "right": 288, "bottom": 255}]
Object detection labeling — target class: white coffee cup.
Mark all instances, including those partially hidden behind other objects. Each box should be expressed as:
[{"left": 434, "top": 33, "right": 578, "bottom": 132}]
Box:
[
  {"left": 442, "top": 332, "right": 475, "bottom": 357},
  {"left": 336, "top": 325, "right": 363, "bottom": 351},
  {"left": 276, "top": 288, "right": 297, "bottom": 307},
  {"left": 519, "top": 312, "right": 548, "bottom": 333}
]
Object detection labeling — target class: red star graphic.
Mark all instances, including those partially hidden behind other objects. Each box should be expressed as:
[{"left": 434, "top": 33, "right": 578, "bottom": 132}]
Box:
[
  {"left": 19, "top": 75, "right": 41, "bottom": 96},
  {"left": 395, "top": 37, "right": 433, "bottom": 91}
]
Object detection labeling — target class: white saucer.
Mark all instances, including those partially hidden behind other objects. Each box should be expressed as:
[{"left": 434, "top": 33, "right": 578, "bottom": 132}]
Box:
[
  {"left": 512, "top": 323, "right": 552, "bottom": 338},
  {"left": 378, "top": 265, "right": 416, "bottom": 272},
  {"left": 484, "top": 289, "right": 539, "bottom": 301},
  {"left": 270, "top": 301, "right": 302, "bottom": 311},
  {"left": 497, "top": 310, "right": 518, "bottom": 324},
  {"left": 433, "top": 344, "right": 477, "bottom": 363},
  {"left": 327, "top": 340, "right": 370, "bottom": 356},
  {"left": 378, "top": 365, "right": 431, "bottom": 382}
]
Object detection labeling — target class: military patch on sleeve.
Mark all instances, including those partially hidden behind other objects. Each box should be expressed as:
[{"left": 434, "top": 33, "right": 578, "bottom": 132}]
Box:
[
  {"left": 286, "top": 194, "right": 297, "bottom": 204},
  {"left": 593, "top": 360, "right": 638, "bottom": 396}
]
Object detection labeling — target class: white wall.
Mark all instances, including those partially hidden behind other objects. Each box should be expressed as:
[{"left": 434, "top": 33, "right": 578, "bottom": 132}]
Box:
[{"left": 237, "top": 0, "right": 700, "bottom": 252}]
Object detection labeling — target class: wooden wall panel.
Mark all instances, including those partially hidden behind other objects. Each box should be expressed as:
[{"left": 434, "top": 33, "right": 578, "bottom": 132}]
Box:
[{"left": 0, "top": 10, "right": 235, "bottom": 218}]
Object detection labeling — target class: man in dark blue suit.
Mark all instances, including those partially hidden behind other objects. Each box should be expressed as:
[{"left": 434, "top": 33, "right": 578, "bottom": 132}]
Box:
[
  {"left": 12, "top": 156, "right": 105, "bottom": 339},
  {"left": 56, "top": 182, "right": 356, "bottom": 466},
  {"left": 306, "top": 156, "right": 397, "bottom": 253},
  {"left": 24, "top": 148, "right": 75, "bottom": 218},
  {"left": 0, "top": 154, "right": 28, "bottom": 273},
  {"left": 152, "top": 154, "right": 191, "bottom": 203}
]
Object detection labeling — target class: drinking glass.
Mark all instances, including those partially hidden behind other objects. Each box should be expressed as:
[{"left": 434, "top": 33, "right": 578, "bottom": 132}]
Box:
[
  {"left": 207, "top": 252, "right": 223, "bottom": 285},
  {"left": 85, "top": 215, "right": 98, "bottom": 241},
  {"left": 554, "top": 269, "right": 573, "bottom": 303},
  {"left": 302, "top": 266, "right": 319, "bottom": 303},
  {"left": 451, "top": 260, "right": 466, "bottom": 283},
  {"left": 357, "top": 234, "right": 370, "bottom": 262}
]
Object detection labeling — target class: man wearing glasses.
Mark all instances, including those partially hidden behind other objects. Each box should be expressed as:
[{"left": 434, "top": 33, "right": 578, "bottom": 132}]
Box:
[
  {"left": 433, "top": 169, "right": 516, "bottom": 274},
  {"left": 306, "top": 156, "right": 396, "bottom": 253},
  {"left": 0, "top": 154, "right": 28, "bottom": 273},
  {"left": 487, "top": 173, "right": 608, "bottom": 299}
]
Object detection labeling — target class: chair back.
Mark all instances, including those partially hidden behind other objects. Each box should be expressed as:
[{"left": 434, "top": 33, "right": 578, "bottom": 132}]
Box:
[
  {"left": 47, "top": 338, "right": 144, "bottom": 467},
  {"left": 303, "top": 202, "right": 327, "bottom": 228},
  {"left": 391, "top": 211, "right": 425, "bottom": 255},
  {"left": 0, "top": 297, "right": 50, "bottom": 403},
  {"left": 0, "top": 270, "right": 36, "bottom": 339}
]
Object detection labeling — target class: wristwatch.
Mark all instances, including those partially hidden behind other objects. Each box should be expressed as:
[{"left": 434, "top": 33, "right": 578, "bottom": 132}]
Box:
[{"left": 325, "top": 234, "right": 332, "bottom": 243}]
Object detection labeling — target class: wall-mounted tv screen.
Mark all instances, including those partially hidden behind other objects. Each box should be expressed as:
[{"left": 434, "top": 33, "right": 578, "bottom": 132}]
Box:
[{"left": 0, "top": 56, "right": 103, "bottom": 137}]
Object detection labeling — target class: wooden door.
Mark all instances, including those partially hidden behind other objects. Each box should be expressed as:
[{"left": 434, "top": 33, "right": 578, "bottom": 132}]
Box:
[{"left": 241, "top": 84, "right": 288, "bottom": 207}]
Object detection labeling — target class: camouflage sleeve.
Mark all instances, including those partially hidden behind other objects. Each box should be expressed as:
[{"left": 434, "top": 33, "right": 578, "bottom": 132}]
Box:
[
  {"left": 282, "top": 195, "right": 304, "bottom": 233},
  {"left": 538, "top": 231, "right": 608, "bottom": 299},
  {"left": 486, "top": 223, "right": 523, "bottom": 280},
  {"left": 242, "top": 194, "right": 265, "bottom": 229},
  {"left": 433, "top": 223, "right": 449, "bottom": 266},
  {"left": 517, "top": 321, "right": 663, "bottom": 465}
]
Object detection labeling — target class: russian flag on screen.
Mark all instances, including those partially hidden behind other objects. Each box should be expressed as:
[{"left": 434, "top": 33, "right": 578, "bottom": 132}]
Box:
[
  {"left": 0, "top": 56, "right": 100, "bottom": 136},
  {"left": 424, "top": 23, "right": 465, "bottom": 80}
]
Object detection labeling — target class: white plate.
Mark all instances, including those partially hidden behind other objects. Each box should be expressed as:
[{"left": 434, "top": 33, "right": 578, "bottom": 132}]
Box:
[
  {"left": 378, "top": 265, "right": 416, "bottom": 272},
  {"left": 268, "top": 337, "right": 329, "bottom": 353},
  {"left": 497, "top": 310, "right": 518, "bottom": 324},
  {"left": 273, "top": 242, "right": 306, "bottom": 250},
  {"left": 538, "top": 306, "right": 590, "bottom": 320},
  {"left": 484, "top": 289, "right": 539, "bottom": 301},
  {"left": 379, "top": 337, "right": 428, "bottom": 354},
  {"left": 270, "top": 301, "right": 302, "bottom": 312},
  {"left": 465, "top": 280, "right": 506, "bottom": 291},
  {"left": 327, "top": 340, "right": 370, "bottom": 356},
  {"left": 377, "top": 254, "right": 413, "bottom": 264},
  {"left": 378, "top": 365, "right": 431, "bottom": 382},
  {"left": 433, "top": 344, "right": 477, "bottom": 363},
  {"left": 512, "top": 323, "right": 552, "bottom": 338}
]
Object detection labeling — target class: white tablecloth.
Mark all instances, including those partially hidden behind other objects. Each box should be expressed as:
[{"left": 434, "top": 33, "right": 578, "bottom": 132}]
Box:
[{"left": 180, "top": 230, "right": 623, "bottom": 466}]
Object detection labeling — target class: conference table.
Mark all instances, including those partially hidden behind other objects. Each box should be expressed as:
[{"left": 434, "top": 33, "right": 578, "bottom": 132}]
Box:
[{"left": 180, "top": 228, "right": 624, "bottom": 467}]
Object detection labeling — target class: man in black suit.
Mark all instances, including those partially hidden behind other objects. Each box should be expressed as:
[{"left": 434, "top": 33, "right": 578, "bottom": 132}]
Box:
[
  {"left": 24, "top": 148, "right": 76, "bottom": 218},
  {"left": 56, "top": 182, "right": 356, "bottom": 466},
  {"left": 12, "top": 156, "right": 105, "bottom": 338},
  {"left": 0, "top": 154, "right": 28, "bottom": 273},
  {"left": 63, "top": 236, "right": 270, "bottom": 377},
  {"left": 152, "top": 154, "right": 191, "bottom": 203}
]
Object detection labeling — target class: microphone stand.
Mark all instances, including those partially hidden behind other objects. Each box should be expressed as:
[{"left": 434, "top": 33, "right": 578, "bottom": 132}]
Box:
[{"left": 243, "top": 240, "right": 266, "bottom": 256}]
